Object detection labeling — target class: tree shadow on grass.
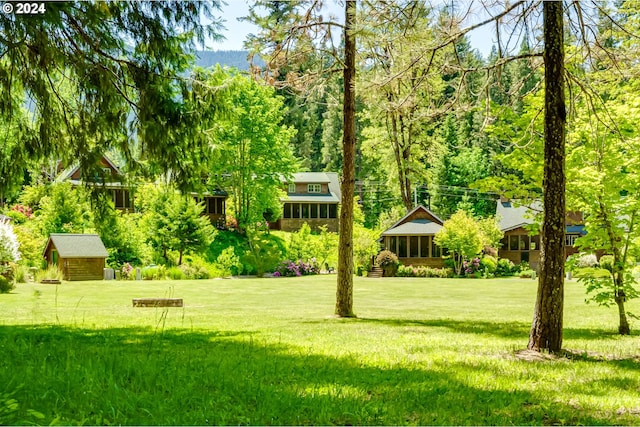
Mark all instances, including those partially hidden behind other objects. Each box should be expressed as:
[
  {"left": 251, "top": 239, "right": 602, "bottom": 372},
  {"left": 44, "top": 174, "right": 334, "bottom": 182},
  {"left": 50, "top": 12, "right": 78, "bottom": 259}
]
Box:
[
  {"left": 0, "top": 324, "right": 636, "bottom": 426},
  {"left": 353, "top": 317, "right": 629, "bottom": 342}
]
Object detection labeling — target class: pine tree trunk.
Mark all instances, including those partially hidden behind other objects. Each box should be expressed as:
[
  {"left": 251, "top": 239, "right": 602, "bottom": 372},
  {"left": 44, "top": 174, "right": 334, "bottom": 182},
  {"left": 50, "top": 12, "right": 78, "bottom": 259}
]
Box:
[
  {"left": 335, "top": 0, "right": 357, "bottom": 318},
  {"left": 528, "top": 1, "right": 566, "bottom": 353}
]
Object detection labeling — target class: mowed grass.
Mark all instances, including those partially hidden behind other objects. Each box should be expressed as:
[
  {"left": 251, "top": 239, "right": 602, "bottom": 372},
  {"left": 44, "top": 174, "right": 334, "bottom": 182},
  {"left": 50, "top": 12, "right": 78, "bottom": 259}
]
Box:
[{"left": 0, "top": 276, "right": 639, "bottom": 425}]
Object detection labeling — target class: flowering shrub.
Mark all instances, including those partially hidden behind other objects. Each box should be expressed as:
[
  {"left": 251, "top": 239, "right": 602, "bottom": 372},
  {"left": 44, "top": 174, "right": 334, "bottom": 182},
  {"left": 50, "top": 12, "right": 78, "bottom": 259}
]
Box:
[
  {"left": 11, "top": 204, "right": 33, "bottom": 219},
  {"left": 0, "top": 221, "right": 20, "bottom": 264},
  {"left": 121, "top": 262, "right": 134, "bottom": 280},
  {"left": 463, "top": 257, "right": 481, "bottom": 276},
  {"left": 376, "top": 250, "right": 399, "bottom": 268},
  {"left": 273, "top": 259, "right": 320, "bottom": 277}
]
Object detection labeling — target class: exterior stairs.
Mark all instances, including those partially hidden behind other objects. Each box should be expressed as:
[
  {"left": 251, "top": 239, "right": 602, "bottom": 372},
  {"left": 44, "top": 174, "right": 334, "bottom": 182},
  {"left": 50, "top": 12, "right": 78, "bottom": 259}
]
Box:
[{"left": 367, "top": 266, "right": 383, "bottom": 278}]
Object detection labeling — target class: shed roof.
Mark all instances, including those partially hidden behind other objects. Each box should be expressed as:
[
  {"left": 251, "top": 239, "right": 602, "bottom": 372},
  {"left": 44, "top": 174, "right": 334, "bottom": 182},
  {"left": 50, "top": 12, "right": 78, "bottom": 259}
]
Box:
[{"left": 44, "top": 234, "right": 108, "bottom": 258}]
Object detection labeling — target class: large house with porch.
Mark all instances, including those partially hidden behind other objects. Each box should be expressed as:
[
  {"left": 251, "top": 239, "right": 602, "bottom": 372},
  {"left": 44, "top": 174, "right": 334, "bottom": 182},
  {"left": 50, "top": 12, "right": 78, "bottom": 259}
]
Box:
[
  {"left": 271, "top": 172, "right": 341, "bottom": 232},
  {"left": 496, "top": 198, "right": 586, "bottom": 270}
]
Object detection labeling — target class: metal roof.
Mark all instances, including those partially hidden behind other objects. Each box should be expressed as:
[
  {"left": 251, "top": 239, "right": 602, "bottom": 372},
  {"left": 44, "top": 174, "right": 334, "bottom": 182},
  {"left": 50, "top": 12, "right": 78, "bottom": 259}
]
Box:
[
  {"left": 381, "top": 219, "right": 443, "bottom": 236},
  {"left": 496, "top": 200, "right": 542, "bottom": 231},
  {"left": 45, "top": 234, "right": 108, "bottom": 258},
  {"left": 284, "top": 194, "right": 340, "bottom": 203},
  {"left": 381, "top": 205, "right": 444, "bottom": 236}
]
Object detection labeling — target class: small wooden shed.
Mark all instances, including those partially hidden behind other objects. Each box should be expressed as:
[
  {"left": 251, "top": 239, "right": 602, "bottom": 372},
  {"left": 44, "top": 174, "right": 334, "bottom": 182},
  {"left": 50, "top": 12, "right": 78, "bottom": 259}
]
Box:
[{"left": 43, "top": 234, "right": 108, "bottom": 281}]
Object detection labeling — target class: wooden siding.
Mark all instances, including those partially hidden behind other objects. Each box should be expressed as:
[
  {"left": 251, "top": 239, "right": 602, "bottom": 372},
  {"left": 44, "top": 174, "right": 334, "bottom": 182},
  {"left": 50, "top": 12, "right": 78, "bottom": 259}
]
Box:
[
  {"left": 287, "top": 182, "right": 329, "bottom": 194},
  {"left": 62, "top": 258, "right": 105, "bottom": 281}
]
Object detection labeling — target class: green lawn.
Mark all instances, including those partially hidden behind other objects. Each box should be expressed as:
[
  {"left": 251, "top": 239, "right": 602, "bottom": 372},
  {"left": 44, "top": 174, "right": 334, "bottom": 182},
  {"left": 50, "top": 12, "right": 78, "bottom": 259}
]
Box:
[{"left": 0, "top": 276, "right": 639, "bottom": 425}]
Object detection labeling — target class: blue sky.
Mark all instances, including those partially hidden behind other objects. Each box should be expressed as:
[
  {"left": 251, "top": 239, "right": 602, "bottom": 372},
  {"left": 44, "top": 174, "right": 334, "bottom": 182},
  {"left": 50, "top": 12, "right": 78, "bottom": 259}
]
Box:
[{"left": 208, "top": 0, "right": 498, "bottom": 58}]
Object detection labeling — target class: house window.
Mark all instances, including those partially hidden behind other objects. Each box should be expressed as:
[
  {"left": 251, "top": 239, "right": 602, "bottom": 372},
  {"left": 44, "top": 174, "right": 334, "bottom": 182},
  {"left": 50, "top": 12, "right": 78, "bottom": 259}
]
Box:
[
  {"left": 509, "top": 235, "right": 519, "bottom": 251},
  {"left": 398, "top": 236, "right": 407, "bottom": 258},
  {"left": 328, "top": 204, "right": 337, "bottom": 218},
  {"left": 519, "top": 235, "right": 530, "bottom": 250},
  {"left": 292, "top": 203, "right": 301, "bottom": 218},
  {"left": 288, "top": 183, "right": 296, "bottom": 193},
  {"left": 420, "top": 236, "right": 430, "bottom": 258},
  {"left": 310, "top": 203, "right": 319, "bottom": 219},
  {"left": 207, "top": 198, "right": 216, "bottom": 214},
  {"left": 531, "top": 235, "right": 540, "bottom": 251},
  {"left": 308, "top": 184, "right": 321, "bottom": 193},
  {"left": 217, "top": 198, "right": 224, "bottom": 215},
  {"left": 320, "top": 204, "right": 328, "bottom": 218},
  {"left": 302, "top": 204, "right": 310, "bottom": 218},
  {"left": 284, "top": 203, "right": 292, "bottom": 219},
  {"left": 410, "top": 236, "right": 419, "bottom": 258},
  {"left": 565, "top": 234, "right": 580, "bottom": 246},
  {"left": 432, "top": 239, "right": 441, "bottom": 257},
  {"left": 388, "top": 236, "right": 397, "bottom": 254}
]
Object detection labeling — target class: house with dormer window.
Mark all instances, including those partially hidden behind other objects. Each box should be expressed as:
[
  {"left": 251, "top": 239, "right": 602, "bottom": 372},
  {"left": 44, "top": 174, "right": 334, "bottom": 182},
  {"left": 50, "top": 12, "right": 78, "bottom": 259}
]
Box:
[{"left": 271, "top": 172, "right": 341, "bottom": 232}]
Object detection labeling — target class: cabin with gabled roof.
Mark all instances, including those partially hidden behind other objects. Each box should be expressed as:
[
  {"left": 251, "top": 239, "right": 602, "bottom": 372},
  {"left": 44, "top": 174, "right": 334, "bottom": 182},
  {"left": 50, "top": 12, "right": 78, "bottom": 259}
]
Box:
[
  {"left": 380, "top": 205, "right": 445, "bottom": 267},
  {"left": 43, "top": 234, "right": 108, "bottom": 281}
]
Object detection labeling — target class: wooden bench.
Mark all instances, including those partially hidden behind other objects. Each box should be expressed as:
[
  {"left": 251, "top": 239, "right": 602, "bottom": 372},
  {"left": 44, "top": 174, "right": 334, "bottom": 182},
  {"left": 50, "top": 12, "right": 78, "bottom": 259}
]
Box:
[
  {"left": 40, "top": 279, "right": 61, "bottom": 284},
  {"left": 132, "top": 298, "right": 183, "bottom": 307}
]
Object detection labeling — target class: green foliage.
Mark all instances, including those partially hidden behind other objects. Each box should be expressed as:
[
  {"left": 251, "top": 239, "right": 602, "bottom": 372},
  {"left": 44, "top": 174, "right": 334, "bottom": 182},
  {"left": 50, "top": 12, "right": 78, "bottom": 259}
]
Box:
[
  {"left": 243, "top": 231, "right": 285, "bottom": 277},
  {"left": 12, "top": 224, "right": 43, "bottom": 267},
  {"left": 36, "top": 183, "right": 93, "bottom": 236},
  {"left": 35, "top": 265, "right": 63, "bottom": 282},
  {"left": 141, "top": 266, "right": 166, "bottom": 281},
  {"left": 396, "top": 265, "right": 454, "bottom": 278},
  {"left": 98, "top": 212, "right": 151, "bottom": 268},
  {"left": 0, "top": 274, "right": 13, "bottom": 293},
  {"left": 353, "top": 224, "right": 380, "bottom": 274},
  {"left": 518, "top": 270, "right": 536, "bottom": 279},
  {"left": 215, "top": 247, "right": 243, "bottom": 277},
  {"left": 203, "top": 68, "right": 297, "bottom": 230},
  {"left": 435, "top": 210, "right": 484, "bottom": 276},
  {"left": 1, "top": 1, "right": 224, "bottom": 193},
  {"left": 598, "top": 255, "right": 614, "bottom": 272},
  {"left": 167, "top": 267, "right": 185, "bottom": 281},
  {"left": 480, "top": 256, "right": 498, "bottom": 276},
  {"left": 496, "top": 258, "right": 516, "bottom": 277},
  {"left": 139, "top": 185, "right": 216, "bottom": 265},
  {"left": 287, "top": 223, "right": 313, "bottom": 261}
]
